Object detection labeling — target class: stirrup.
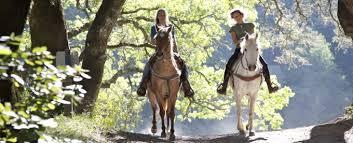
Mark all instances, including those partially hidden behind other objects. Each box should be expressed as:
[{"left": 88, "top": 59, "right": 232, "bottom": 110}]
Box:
[
  {"left": 137, "top": 86, "right": 146, "bottom": 96},
  {"left": 268, "top": 85, "right": 279, "bottom": 94},
  {"left": 217, "top": 84, "right": 227, "bottom": 95},
  {"left": 184, "top": 88, "right": 194, "bottom": 98}
]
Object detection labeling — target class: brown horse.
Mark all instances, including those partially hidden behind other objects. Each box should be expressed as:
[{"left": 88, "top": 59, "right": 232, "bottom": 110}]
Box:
[{"left": 147, "top": 26, "right": 181, "bottom": 139}]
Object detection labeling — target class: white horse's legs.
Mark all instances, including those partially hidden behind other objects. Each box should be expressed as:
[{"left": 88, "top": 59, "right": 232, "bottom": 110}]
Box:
[
  {"left": 236, "top": 94, "right": 245, "bottom": 134},
  {"left": 247, "top": 95, "right": 256, "bottom": 136}
]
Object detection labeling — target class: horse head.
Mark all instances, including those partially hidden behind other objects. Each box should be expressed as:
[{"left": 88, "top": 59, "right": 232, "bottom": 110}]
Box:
[
  {"left": 240, "top": 33, "right": 260, "bottom": 71},
  {"left": 153, "top": 26, "right": 173, "bottom": 57}
]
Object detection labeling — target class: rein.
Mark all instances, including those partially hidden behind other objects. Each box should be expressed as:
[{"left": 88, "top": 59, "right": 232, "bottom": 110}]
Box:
[{"left": 233, "top": 50, "right": 262, "bottom": 82}]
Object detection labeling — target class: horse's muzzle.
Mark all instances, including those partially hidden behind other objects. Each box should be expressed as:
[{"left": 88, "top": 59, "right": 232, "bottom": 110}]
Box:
[{"left": 248, "top": 65, "right": 256, "bottom": 71}]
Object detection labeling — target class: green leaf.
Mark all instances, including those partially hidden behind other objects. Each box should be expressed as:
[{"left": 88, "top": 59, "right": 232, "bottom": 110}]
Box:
[
  {"left": 47, "top": 103, "right": 56, "bottom": 110},
  {"left": 32, "top": 47, "right": 47, "bottom": 53},
  {"left": 6, "top": 137, "right": 17, "bottom": 142},
  {"left": 11, "top": 74, "right": 25, "bottom": 86},
  {"left": 0, "top": 45, "right": 12, "bottom": 55}
]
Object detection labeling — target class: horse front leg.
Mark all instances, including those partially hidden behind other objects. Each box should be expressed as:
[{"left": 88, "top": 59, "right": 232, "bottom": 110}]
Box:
[
  {"left": 247, "top": 95, "right": 256, "bottom": 136},
  {"left": 159, "top": 102, "right": 167, "bottom": 138},
  {"left": 151, "top": 104, "right": 157, "bottom": 134},
  {"left": 236, "top": 94, "right": 245, "bottom": 135},
  {"left": 167, "top": 101, "right": 176, "bottom": 140},
  {"left": 147, "top": 90, "right": 158, "bottom": 135}
]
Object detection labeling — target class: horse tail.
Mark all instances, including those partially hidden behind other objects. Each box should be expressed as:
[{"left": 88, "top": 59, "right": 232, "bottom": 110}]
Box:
[{"left": 164, "top": 98, "right": 168, "bottom": 112}]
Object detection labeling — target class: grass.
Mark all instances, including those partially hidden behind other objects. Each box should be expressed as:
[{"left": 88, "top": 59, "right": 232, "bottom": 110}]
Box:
[{"left": 44, "top": 114, "right": 108, "bottom": 142}]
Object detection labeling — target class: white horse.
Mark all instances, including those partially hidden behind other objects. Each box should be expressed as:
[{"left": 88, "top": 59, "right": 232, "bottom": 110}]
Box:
[{"left": 229, "top": 33, "right": 263, "bottom": 136}]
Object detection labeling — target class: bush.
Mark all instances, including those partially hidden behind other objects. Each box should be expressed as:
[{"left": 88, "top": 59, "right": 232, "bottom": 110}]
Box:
[
  {"left": 0, "top": 35, "right": 88, "bottom": 142},
  {"left": 346, "top": 104, "right": 353, "bottom": 119}
]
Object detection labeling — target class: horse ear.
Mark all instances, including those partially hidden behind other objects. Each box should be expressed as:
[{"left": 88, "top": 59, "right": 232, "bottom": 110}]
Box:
[
  {"left": 255, "top": 33, "right": 258, "bottom": 39},
  {"left": 245, "top": 34, "right": 249, "bottom": 40},
  {"left": 167, "top": 26, "right": 172, "bottom": 33}
]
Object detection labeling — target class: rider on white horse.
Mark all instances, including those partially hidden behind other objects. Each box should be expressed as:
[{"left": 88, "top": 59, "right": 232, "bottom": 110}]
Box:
[{"left": 217, "top": 9, "right": 279, "bottom": 95}]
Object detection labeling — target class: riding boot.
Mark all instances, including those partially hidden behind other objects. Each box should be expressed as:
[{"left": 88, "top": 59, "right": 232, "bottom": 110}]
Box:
[
  {"left": 137, "top": 54, "right": 157, "bottom": 96},
  {"left": 260, "top": 56, "right": 279, "bottom": 94},
  {"left": 217, "top": 48, "right": 241, "bottom": 95},
  {"left": 175, "top": 54, "right": 194, "bottom": 98},
  {"left": 216, "top": 67, "right": 231, "bottom": 95}
]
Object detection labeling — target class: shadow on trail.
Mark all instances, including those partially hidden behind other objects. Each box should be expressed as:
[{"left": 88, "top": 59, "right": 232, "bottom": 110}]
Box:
[
  {"left": 298, "top": 119, "right": 353, "bottom": 143},
  {"left": 109, "top": 131, "right": 268, "bottom": 142}
]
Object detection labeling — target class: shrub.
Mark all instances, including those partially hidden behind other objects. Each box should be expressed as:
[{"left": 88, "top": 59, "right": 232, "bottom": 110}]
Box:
[{"left": 0, "top": 35, "right": 88, "bottom": 142}]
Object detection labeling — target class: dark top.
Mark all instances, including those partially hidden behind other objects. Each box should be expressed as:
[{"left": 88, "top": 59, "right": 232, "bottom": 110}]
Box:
[
  {"left": 150, "top": 24, "right": 176, "bottom": 39},
  {"left": 229, "top": 23, "right": 255, "bottom": 41}
]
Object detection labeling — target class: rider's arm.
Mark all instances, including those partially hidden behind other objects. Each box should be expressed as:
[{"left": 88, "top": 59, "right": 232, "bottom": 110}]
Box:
[
  {"left": 231, "top": 32, "right": 240, "bottom": 47},
  {"left": 172, "top": 26, "right": 178, "bottom": 53},
  {"left": 150, "top": 25, "right": 157, "bottom": 46},
  {"left": 248, "top": 23, "right": 255, "bottom": 34}
]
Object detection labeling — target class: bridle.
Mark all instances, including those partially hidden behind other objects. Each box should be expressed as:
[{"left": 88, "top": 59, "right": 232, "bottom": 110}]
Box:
[{"left": 233, "top": 40, "right": 262, "bottom": 82}]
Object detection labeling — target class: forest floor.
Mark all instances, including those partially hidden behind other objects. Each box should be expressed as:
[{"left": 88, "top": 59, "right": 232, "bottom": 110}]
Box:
[{"left": 107, "top": 118, "right": 353, "bottom": 143}]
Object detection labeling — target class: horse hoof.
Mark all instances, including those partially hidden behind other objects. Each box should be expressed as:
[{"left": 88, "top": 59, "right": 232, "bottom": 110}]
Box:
[
  {"left": 239, "top": 130, "right": 246, "bottom": 135},
  {"left": 151, "top": 128, "right": 157, "bottom": 134},
  {"left": 169, "top": 134, "right": 176, "bottom": 141},
  {"left": 161, "top": 132, "right": 167, "bottom": 138},
  {"left": 249, "top": 131, "right": 255, "bottom": 136}
]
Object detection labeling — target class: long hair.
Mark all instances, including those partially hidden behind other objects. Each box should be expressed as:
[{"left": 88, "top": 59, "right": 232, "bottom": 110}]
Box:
[{"left": 155, "top": 9, "right": 171, "bottom": 25}]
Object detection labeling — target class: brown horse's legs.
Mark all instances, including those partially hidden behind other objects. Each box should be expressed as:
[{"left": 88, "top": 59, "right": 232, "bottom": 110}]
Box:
[
  {"left": 159, "top": 105, "right": 167, "bottom": 138},
  {"left": 151, "top": 104, "right": 157, "bottom": 134},
  {"left": 170, "top": 107, "right": 175, "bottom": 138}
]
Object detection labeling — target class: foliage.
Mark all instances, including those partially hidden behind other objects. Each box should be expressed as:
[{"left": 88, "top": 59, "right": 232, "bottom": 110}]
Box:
[
  {"left": 54, "top": 0, "right": 296, "bottom": 133},
  {"left": 0, "top": 36, "right": 87, "bottom": 142},
  {"left": 45, "top": 114, "right": 106, "bottom": 142},
  {"left": 346, "top": 104, "right": 353, "bottom": 119}
]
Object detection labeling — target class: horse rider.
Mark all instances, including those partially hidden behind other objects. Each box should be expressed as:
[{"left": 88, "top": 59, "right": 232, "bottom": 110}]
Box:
[
  {"left": 136, "top": 9, "right": 195, "bottom": 98},
  {"left": 216, "top": 9, "right": 279, "bottom": 95}
]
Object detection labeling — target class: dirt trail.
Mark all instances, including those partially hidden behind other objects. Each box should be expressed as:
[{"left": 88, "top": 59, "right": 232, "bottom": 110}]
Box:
[{"left": 108, "top": 119, "right": 353, "bottom": 143}]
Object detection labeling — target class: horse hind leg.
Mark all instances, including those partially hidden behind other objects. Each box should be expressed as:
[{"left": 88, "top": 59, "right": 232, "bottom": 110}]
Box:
[
  {"left": 236, "top": 94, "right": 245, "bottom": 135},
  {"left": 147, "top": 90, "right": 158, "bottom": 134}
]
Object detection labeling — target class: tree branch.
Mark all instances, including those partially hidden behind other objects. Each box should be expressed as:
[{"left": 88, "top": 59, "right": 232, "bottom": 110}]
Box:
[
  {"left": 108, "top": 42, "right": 155, "bottom": 49},
  {"left": 272, "top": 0, "right": 284, "bottom": 27},
  {"left": 122, "top": 7, "right": 159, "bottom": 15},
  {"left": 68, "top": 22, "right": 91, "bottom": 39},
  {"left": 194, "top": 70, "right": 211, "bottom": 84},
  {"left": 101, "top": 67, "right": 142, "bottom": 88},
  {"left": 328, "top": 0, "right": 343, "bottom": 32},
  {"left": 295, "top": 0, "right": 307, "bottom": 20}
]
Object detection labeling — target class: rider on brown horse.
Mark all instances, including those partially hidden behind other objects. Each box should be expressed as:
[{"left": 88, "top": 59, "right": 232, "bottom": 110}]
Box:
[
  {"left": 137, "top": 9, "right": 194, "bottom": 98},
  {"left": 217, "top": 9, "right": 279, "bottom": 95}
]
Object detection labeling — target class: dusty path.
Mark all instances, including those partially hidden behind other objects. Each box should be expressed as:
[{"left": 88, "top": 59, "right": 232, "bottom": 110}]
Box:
[{"left": 108, "top": 119, "right": 353, "bottom": 143}]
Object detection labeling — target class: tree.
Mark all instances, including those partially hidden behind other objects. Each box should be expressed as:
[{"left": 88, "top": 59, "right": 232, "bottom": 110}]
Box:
[
  {"left": 56, "top": 0, "right": 295, "bottom": 131},
  {"left": 76, "top": 0, "right": 127, "bottom": 113},
  {"left": 29, "top": 0, "right": 70, "bottom": 56},
  {"left": 338, "top": 0, "right": 353, "bottom": 40},
  {"left": 0, "top": 0, "right": 31, "bottom": 104}
]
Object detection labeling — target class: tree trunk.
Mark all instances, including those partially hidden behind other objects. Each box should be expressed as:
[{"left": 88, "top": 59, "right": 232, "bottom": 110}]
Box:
[
  {"left": 338, "top": 0, "right": 353, "bottom": 40},
  {"left": 29, "top": 0, "right": 69, "bottom": 55},
  {"left": 0, "top": 0, "right": 31, "bottom": 36},
  {"left": 75, "top": 0, "right": 126, "bottom": 113},
  {"left": 0, "top": 0, "right": 31, "bottom": 104}
]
